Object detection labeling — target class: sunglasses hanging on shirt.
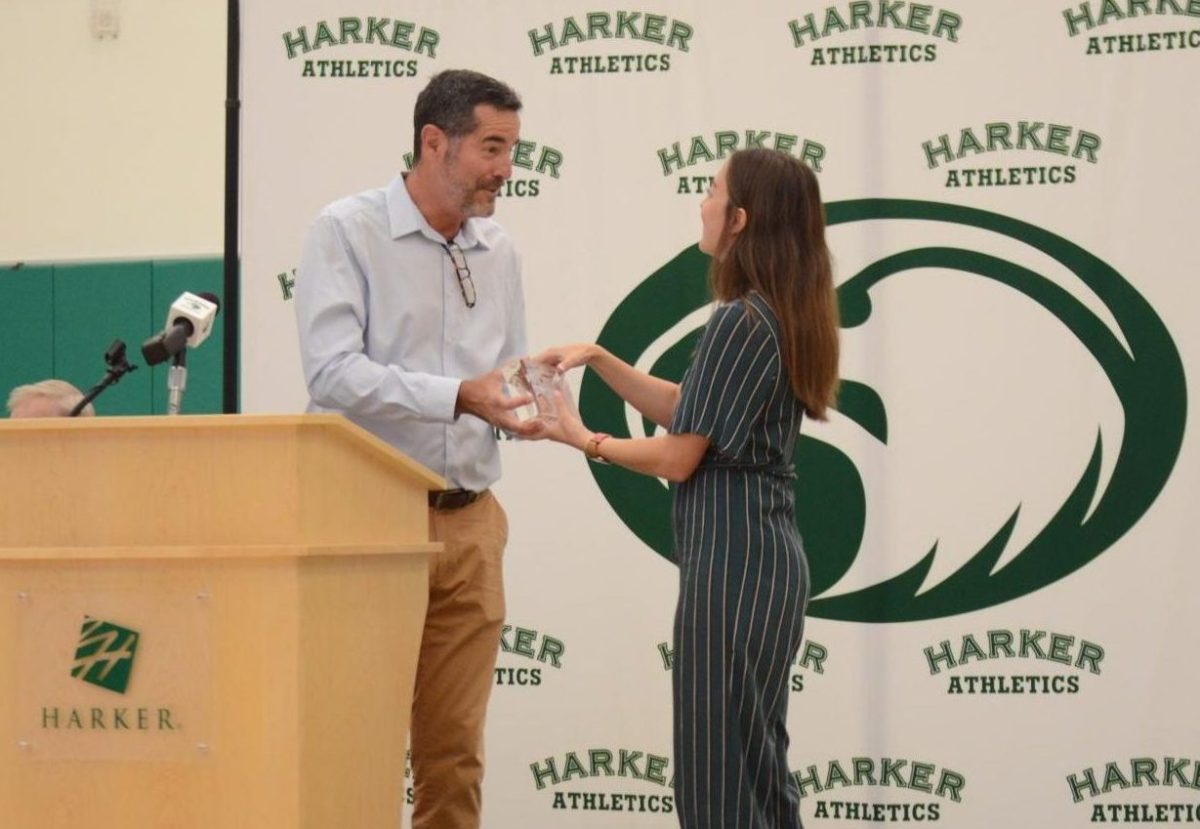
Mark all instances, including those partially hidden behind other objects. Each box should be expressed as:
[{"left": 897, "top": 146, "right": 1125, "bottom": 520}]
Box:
[{"left": 441, "top": 243, "right": 477, "bottom": 308}]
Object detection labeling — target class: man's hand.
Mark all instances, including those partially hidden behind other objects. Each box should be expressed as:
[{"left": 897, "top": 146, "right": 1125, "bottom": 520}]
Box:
[{"left": 456, "top": 369, "right": 540, "bottom": 437}]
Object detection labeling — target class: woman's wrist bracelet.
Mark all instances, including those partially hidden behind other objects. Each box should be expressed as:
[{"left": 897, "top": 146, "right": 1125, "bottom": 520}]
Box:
[{"left": 584, "top": 432, "right": 611, "bottom": 463}]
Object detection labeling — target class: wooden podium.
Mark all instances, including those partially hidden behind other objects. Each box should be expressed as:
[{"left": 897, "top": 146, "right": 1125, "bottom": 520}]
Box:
[{"left": 0, "top": 414, "right": 443, "bottom": 828}]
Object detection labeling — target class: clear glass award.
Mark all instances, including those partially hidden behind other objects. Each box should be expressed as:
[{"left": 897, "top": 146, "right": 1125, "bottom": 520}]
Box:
[{"left": 501, "top": 357, "right": 576, "bottom": 423}]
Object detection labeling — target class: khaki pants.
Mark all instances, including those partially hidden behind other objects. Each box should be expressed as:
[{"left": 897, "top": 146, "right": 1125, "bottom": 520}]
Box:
[{"left": 411, "top": 491, "right": 507, "bottom": 829}]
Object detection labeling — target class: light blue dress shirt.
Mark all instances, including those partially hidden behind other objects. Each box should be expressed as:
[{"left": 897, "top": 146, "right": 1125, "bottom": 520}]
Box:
[{"left": 296, "top": 175, "right": 527, "bottom": 491}]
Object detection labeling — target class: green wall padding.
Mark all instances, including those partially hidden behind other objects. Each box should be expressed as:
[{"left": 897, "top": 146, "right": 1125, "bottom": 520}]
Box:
[
  {"left": 0, "top": 266, "right": 56, "bottom": 412},
  {"left": 0, "top": 258, "right": 225, "bottom": 417},
  {"left": 54, "top": 261, "right": 154, "bottom": 415},
  {"left": 0, "top": 265, "right": 55, "bottom": 412}
]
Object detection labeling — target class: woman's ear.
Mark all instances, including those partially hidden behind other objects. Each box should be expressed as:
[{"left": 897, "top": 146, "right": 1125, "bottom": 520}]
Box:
[{"left": 729, "top": 207, "right": 748, "bottom": 236}]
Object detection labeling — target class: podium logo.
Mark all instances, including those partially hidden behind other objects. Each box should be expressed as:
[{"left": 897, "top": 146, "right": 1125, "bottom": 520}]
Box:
[
  {"left": 787, "top": 2, "right": 964, "bottom": 67},
  {"left": 923, "top": 121, "right": 1102, "bottom": 188},
  {"left": 1062, "top": 2, "right": 1200, "bottom": 56},
  {"left": 579, "top": 200, "right": 1185, "bottom": 622},
  {"left": 71, "top": 617, "right": 139, "bottom": 695}
]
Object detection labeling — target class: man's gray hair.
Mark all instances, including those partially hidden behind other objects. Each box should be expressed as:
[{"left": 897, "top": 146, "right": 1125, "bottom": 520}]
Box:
[
  {"left": 6, "top": 379, "right": 94, "bottom": 417},
  {"left": 412, "top": 69, "right": 522, "bottom": 165}
]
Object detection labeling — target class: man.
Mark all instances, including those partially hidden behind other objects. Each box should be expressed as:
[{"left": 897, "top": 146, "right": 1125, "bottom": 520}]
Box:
[
  {"left": 7, "top": 379, "right": 94, "bottom": 417},
  {"left": 295, "top": 69, "right": 533, "bottom": 829}
]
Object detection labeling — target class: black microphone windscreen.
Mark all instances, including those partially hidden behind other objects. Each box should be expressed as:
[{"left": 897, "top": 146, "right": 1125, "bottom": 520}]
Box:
[
  {"left": 198, "top": 292, "right": 221, "bottom": 312},
  {"left": 142, "top": 333, "right": 170, "bottom": 366}
]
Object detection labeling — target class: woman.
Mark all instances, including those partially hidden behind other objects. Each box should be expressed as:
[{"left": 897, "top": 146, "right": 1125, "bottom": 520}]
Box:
[{"left": 538, "top": 147, "right": 839, "bottom": 828}]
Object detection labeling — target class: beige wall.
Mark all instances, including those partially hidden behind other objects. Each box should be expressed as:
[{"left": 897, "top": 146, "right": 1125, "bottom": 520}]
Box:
[{"left": 0, "top": 0, "right": 226, "bottom": 262}]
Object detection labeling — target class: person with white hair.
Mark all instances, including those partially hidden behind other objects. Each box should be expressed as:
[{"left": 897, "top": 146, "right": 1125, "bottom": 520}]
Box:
[{"left": 6, "top": 379, "right": 95, "bottom": 418}]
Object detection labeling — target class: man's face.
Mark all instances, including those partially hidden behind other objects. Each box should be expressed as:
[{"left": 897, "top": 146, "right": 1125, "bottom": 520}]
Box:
[{"left": 440, "top": 104, "right": 520, "bottom": 219}]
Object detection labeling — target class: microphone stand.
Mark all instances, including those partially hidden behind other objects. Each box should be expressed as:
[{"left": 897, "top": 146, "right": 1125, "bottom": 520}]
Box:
[
  {"left": 70, "top": 339, "right": 137, "bottom": 417},
  {"left": 166, "top": 348, "right": 188, "bottom": 416}
]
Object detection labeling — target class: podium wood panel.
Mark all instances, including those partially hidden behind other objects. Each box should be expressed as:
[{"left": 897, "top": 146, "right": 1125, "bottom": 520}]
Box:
[
  {"left": 0, "top": 414, "right": 444, "bottom": 549},
  {"left": 0, "top": 415, "right": 442, "bottom": 828}
]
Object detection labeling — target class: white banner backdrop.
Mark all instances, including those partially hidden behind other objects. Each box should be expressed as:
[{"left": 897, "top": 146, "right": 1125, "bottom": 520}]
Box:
[{"left": 241, "top": 2, "right": 1199, "bottom": 825}]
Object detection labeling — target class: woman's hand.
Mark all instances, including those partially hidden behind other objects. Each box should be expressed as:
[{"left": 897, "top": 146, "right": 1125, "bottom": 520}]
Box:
[
  {"left": 530, "top": 390, "right": 593, "bottom": 450},
  {"left": 534, "top": 343, "right": 603, "bottom": 374}
]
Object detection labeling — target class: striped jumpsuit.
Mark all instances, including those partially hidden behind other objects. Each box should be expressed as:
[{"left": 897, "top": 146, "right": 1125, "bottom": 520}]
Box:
[{"left": 668, "top": 292, "right": 810, "bottom": 829}]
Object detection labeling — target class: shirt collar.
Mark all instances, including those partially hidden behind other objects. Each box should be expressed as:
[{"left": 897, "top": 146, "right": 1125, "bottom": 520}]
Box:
[{"left": 386, "top": 175, "right": 492, "bottom": 251}]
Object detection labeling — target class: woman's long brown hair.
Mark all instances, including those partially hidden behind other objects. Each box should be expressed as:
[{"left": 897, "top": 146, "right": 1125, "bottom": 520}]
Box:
[{"left": 711, "top": 148, "right": 840, "bottom": 420}]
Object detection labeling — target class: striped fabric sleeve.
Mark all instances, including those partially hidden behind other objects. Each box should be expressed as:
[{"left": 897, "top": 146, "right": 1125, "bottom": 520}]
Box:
[{"left": 669, "top": 300, "right": 780, "bottom": 459}]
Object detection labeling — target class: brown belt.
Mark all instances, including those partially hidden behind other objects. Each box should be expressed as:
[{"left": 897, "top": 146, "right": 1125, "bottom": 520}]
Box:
[{"left": 428, "top": 488, "right": 487, "bottom": 511}]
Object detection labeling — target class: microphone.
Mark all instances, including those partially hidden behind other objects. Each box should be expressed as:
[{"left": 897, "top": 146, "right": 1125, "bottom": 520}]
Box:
[
  {"left": 69, "top": 339, "right": 138, "bottom": 416},
  {"left": 141, "top": 292, "right": 220, "bottom": 366}
]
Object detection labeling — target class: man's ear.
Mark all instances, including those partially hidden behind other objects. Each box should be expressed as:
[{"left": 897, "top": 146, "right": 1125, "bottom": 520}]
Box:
[
  {"left": 729, "top": 206, "right": 748, "bottom": 236},
  {"left": 421, "top": 123, "right": 446, "bottom": 159}
]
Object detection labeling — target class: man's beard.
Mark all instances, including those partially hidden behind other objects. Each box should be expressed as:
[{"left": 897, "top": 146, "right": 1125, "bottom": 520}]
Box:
[
  {"left": 444, "top": 147, "right": 502, "bottom": 218},
  {"left": 461, "top": 176, "right": 503, "bottom": 218}
]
